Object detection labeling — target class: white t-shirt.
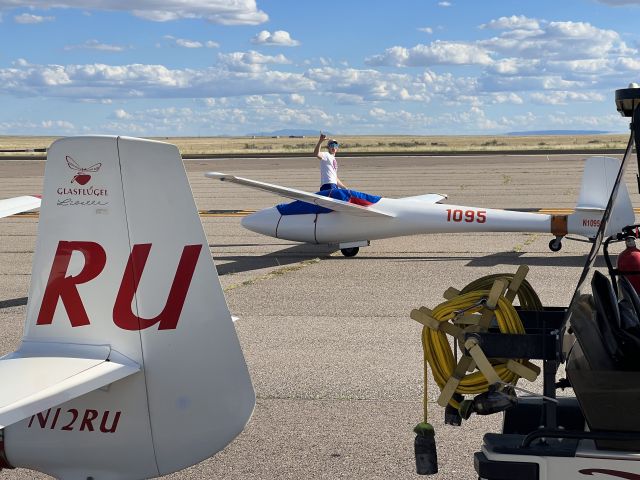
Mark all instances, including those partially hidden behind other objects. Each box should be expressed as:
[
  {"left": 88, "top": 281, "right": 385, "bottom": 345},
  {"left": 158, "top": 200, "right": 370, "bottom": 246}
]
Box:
[{"left": 319, "top": 151, "right": 338, "bottom": 185}]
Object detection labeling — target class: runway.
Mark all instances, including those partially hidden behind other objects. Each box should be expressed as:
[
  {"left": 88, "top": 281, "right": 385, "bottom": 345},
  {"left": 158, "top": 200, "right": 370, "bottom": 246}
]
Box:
[{"left": 0, "top": 153, "right": 636, "bottom": 479}]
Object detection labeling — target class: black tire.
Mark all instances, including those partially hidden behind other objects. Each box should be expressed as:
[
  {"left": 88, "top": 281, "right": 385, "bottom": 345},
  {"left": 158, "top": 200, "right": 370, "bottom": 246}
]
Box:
[
  {"left": 549, "top": 239, "right": 562, "bottom": 252},
  {"left": 341, "top": 247, "right": 359, "bottom": 257}
]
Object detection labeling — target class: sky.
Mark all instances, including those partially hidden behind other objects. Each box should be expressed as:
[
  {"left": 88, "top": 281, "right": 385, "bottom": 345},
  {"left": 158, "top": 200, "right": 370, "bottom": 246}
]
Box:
[{"left": 2, "top": 0, "right": 640, "bottom": 136}]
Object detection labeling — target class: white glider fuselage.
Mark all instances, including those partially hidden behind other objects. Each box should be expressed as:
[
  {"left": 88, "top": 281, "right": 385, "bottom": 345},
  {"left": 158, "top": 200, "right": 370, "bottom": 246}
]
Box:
[{"left": 243, "top": 199, "right": 605, "bottom": 245}]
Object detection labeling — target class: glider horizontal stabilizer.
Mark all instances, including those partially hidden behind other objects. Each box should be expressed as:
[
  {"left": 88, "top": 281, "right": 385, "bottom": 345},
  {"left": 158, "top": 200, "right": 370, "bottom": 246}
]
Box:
[
  {"left": 401, "top": 193, "right": 448, "bottom": 204},
  {"left": 205, "top": 172, "right": 394, "bottom": 218},
  {"left": 0, "top": 342, "right": 139, "bottom": 428},
  {"left": 0, "top": 195, "right": 41, "bottom": 219}
]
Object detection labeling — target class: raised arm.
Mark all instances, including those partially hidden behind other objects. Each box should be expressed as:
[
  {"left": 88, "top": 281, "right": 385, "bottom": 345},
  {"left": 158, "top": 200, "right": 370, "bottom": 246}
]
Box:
[{"left": 313, "top": 132, "right": 327, "bottom": 159}]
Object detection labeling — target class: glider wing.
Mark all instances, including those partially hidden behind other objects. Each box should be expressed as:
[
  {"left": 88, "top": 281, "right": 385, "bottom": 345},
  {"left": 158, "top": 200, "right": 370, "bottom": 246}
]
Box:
[{"left": 206, "top": 172, "right": 394, "bottom": 218}]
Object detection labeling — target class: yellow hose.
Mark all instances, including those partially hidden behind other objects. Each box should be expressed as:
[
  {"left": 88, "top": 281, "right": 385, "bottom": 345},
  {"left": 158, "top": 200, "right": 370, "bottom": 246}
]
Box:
[
  {"left": 419, "top": 273, "right": 542, "bottom": 417},
  {"left": 460, "top": 274, "right": 543, "bottom": 311}
]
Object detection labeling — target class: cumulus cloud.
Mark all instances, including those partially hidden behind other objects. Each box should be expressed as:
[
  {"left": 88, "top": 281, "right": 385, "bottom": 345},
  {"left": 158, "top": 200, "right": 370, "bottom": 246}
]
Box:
[
  {"left": 2, "top": 12, "right": 635, "bottom": 135},
  {"left": 0, "top": 0, "right": 268, "bottom": 25},
  {"left": 114, "top": 108, "right": 131, "bottom": 119},
  {"left": 418, "top": 27, "right": 433, "bottom": 34},
  {"left": 546, "top": 112, "right": 622, "bottom": 129},
  {"left": 489, "top": 92, "right": 524, "bottom": 104},
  {"left": 305, "top": 67, "right": 473, "bottom": 103},
  {"left": 366, "top": 41, "right": 493, "bottom": 67},
  {"left": 369, "top": 16, "right": 635, "bottom": 77},
  {"left": 306, "top": 67, "right": 415, "bottom": 101},
  {"left": 176, "top": 39, "right": 202, "bottom": 48},
  {"left": 163, "top": 35, "right": 219, "bottom": 48},
  {"left": 478, "top": 75, "right": 580, "bottom": 93},
  {"left": 218, "top": 51, "right": 291, "bottom": 72},
  {"left": 530, "top": 90, "right": 605, "bottom": 105},
  {"left": 0, "top": 59, "right": 462, "bottom": 108},
  {"left": 65, "top": 40, "right": 127, "bottom": 52},
  {"left": 96, "top": 101, "right": 337, "bottom": 136},
  {"left": 364, "top": 14, "right": 638, "bottom": 118},
  {"left": 287, "top": 93, "right": 305, "bottom": 105},
  {"left": 0, "top": 60, "right": 315, "bottom": 99},
  {"left": 480, "top": 15, "right": 540, "bottom": 30},
  {"left": 487, "top": 58, "right": 541, "bottom": 76},
  {"left": 251, "top": 30, "right": 300, "bottom": 47},
  {"left": 480, "top": 20, "right": 633, "bottom": 61},
  {"left": 41, "top": 120, "right": 75, "bottom": 130},
  {"left": 14, "top": 13, "right": 54, "bottom": 23},
  {"left": 366, "top": 107, "right": 455, "bottom": 132}
]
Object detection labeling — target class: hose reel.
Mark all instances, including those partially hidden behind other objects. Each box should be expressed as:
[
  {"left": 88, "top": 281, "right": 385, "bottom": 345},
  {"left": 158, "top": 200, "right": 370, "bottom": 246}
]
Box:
[{"left": 410, "top": 265, "right": 543, "bottom": 475}]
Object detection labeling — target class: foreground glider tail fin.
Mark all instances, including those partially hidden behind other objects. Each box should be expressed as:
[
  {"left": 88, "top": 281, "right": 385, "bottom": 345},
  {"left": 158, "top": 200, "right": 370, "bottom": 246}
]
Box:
[
  {"left": 568, "top": 156, "right": 635, "bottom": 238},
  {"left": 1, "top": 137, "right": 254, "bottom": 476}
]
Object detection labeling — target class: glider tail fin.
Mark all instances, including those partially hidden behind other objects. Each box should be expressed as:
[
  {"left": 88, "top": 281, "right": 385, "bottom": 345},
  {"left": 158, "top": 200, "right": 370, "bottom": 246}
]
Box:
[
  {"left": 567, "top": 156, "right": 635, "bottom": 238},
  {"left": 1, "top": 136, "right": 254, "bottom": 477}
]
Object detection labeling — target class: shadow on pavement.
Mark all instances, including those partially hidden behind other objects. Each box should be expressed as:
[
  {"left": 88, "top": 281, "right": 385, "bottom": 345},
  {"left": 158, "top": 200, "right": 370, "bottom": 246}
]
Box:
[
  {"left": 466, "top": 252, "right": 605, "bottom": 268},
  {"left": 213, "top": 243, "right": 338, "bottom": 275},
  {"left": 326, "top": 252, "right": 604, "bottom": 269},
  {"left": 0, "top": 297, "right": 28, "bottom": 310}
]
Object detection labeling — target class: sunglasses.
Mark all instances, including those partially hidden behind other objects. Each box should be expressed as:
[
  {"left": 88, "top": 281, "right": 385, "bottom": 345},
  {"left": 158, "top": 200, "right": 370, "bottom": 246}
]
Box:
[{"left": 328, "top": 142, "right": 339, "bottom": 148}]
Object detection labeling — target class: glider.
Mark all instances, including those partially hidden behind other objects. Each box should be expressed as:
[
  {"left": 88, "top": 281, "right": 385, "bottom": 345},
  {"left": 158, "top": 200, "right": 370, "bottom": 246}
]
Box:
[{"left": 206, "top": 156, "right": 634, "bottom": 256}]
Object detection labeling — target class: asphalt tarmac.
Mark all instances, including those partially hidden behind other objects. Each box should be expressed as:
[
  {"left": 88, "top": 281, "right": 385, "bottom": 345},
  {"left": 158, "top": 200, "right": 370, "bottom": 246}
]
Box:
[{"left": 0, "top": 153, "right": 636, "bottom": 479}]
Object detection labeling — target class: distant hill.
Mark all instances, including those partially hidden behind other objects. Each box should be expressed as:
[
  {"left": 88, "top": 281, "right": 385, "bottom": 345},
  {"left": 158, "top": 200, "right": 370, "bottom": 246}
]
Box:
[
  {"left": 506, "top": 130, "right": 612, "bottom": 136},
  {"left": 247, "top": 129, "right": 331, "bottom": 137}
]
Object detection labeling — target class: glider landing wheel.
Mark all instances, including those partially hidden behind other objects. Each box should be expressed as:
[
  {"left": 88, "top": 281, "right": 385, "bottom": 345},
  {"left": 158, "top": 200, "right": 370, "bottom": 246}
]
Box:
[
  {"left": 549, "top": 239, "right": 562, "bottom": 252},
  {"left": 341, "top": 247, "right": 359, "bottom": 257}
]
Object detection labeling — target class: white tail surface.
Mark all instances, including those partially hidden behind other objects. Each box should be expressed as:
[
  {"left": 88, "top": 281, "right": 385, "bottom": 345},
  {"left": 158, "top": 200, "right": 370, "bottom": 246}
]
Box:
[
  {"left": 0, "top": 195, "right": 41, "bottom": 218},
  {"left": 4, "top": 136, "right": 254, "bottom": 478},
  {"left": 568, "top": 156, "right": 635, "bottom": 238},
  {"left": 400, "top": 193, "right": 448, "bottom": 204}
]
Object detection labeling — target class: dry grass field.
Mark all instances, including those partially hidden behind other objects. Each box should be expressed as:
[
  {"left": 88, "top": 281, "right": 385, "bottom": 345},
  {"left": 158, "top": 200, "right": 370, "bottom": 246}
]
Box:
[{"left": 0, "top": 133, "right": 629, "bottom": 158}]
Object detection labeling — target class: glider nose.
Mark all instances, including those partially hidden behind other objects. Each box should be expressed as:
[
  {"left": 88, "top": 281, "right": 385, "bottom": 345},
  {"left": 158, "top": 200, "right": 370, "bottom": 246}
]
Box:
[{"left": 241, "top": 207, "right": 280, "bottom": 237}]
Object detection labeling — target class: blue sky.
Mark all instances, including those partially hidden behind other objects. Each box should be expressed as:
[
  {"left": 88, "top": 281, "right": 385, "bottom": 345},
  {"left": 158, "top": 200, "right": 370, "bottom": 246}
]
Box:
[{"left": 1, "top": 0, "right": 640, "bottom": 136}]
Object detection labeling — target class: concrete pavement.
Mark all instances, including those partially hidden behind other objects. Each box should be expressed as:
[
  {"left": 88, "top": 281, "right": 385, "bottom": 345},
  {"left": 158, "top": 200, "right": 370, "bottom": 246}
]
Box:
[{"left": 0, "top": 152, "right": 635, "bottom": 479}]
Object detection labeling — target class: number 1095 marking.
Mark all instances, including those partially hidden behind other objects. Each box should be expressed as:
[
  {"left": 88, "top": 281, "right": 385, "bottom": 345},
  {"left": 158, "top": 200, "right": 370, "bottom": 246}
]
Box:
[{"left": 446, "top": 209, "right": 487, "bottom": 223}]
